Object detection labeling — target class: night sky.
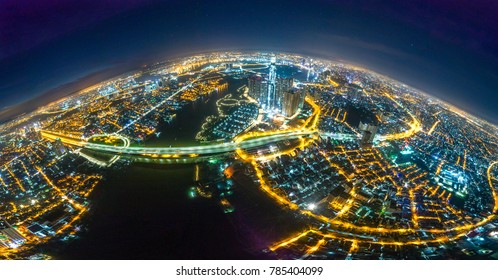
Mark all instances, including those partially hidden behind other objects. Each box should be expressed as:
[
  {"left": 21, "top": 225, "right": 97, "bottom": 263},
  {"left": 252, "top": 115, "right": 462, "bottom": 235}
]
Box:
[{"left": 1, "top": 0, "right": 497, "bottom": 123}]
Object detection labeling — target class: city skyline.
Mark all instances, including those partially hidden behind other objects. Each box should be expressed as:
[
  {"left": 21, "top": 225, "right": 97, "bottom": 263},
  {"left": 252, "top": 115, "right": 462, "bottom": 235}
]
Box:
[
  {"left": 2, "top": 0, "right": 498, "bottom": 268},
  {"left": 1, "top": 51, "right": 497, "bottom": 260},
  {"left": 1, "top": 0, "right": 498, "bottom": 125}
]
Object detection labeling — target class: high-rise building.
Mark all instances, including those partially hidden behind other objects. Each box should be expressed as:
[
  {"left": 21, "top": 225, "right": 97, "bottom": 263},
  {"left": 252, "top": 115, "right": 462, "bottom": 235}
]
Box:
[
  {"left": 263, "top": 58, "right": 277, "bottom": 110},
  {"left": 26, "top": 127, "right": 42, "bottom": 141},
  {"left": 248, "top": 75, "right": 267, "bottom": 101},
  {"left": 360, "top": 130, "right": 373, "bottom": 146},
  {"left": 282, "top": 88, "right": 304, "bottom": 117},
  {"left": 275, "top": 77, "right": 293, "bottom": 109},
  {"left": 248, "top": 58, "right": 294, "bottom": 112},
  {"left": 358, "top": 121, "right": 369, "bottom": 131},
  {"left": 247, "top": 75, "right": 293, "bottom": 112},
  {"left": 358, "top": 121, "right": 378, "bottom": 145},
  {"left": 53, "top": 138, "right": 67, "bottom": 156}
]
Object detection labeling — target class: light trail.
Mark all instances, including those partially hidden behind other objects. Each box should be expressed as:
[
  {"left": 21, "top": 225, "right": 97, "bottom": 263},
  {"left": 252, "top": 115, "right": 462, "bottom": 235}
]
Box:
[
  {"left": 6, "top": 168, "right": 25, "bottom": 192},
  {"left": 17, "top": 159, "right": 32, "bottom": 178},
  {"left": 347, "top": 240, "right": 359, "bottom": 258},
  {"left": 335, "top": 109, "right": 341, "bottom": 121},
  {"left": 270, "top": 230, "right": 311, "bottom": 251},
  {"left": 435, "top": 161, "right": 445, "bottom": 176},
  {"left": 41, "top": 129, "right": 319, "bottom": 157},
  {"left": 74, "top": 150, "right": 110, "bottom": 167},
  {"left": 463, "top": 150, "right": 467, "bottom": 170},
  {"left": 35, "top": 166, "right": 84, "bottom": 210},
  {"left": 0, "top": 175, "right": 7, "bottom": 188},
  {"left": 341, "top": 111, "right": 347, "bottom": 123},
  {"left": 305, "top": 238, "right": 326, "bottom": 255},
  {"left": 377, "top": 91, "right": 422, "bottom": 141},
  {"left": 194, "top": 164, "right": 200, "bottom": 181},
  {"left": 270, "top": 202, "right": 493, "bottom": 255},
  {"left": 427, "top": 120, "right": 440, "bottom": 135},
  {"left": 252, "top": 148, "right": 498, "bottom": 248},
  {"left": 409, "top": 188, "right": 419, "bottom": 228}
]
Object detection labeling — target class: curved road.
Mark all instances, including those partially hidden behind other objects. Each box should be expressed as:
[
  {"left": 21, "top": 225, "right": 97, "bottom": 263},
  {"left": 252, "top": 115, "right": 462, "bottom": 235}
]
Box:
[{"left": 41, "top": 130, "right": 335, "bottom": 156}]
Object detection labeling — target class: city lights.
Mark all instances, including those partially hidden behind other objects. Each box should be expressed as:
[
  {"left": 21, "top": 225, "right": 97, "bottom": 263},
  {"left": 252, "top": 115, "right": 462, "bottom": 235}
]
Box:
[{"left": 0, "top": 51, "right": 497, "bottom": 260}]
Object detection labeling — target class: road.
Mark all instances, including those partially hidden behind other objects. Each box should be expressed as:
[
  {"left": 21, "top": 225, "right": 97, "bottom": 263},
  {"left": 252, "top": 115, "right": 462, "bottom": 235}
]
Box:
[{"left": 41, "top": 129, "right": 321, "bottom": 156}]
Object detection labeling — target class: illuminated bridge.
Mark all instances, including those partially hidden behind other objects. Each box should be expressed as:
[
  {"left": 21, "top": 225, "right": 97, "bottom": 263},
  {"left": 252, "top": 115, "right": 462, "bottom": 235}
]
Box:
[{"left": 40, "top": 130, "right": 333, "bottom": 157}]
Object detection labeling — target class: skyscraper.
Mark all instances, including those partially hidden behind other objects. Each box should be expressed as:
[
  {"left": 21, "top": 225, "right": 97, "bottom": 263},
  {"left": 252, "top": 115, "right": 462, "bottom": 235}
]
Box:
[
  {"left": 247, "top": 58, "right": 294, "bottom": 112},
  {"left": 282, "top": 88, "right": 303, "bottom": 117},
  {"left": 275, "top": 77, "right": 293, "bottom": 109},
  {"left": 264, "top": 57, "right": 277, "bottom": 110},
  {"left": 248, "top": 75, "right": 268, "bottom": 101},
  {"left": 360, "top": 130, "right": 373, "bottom": 146},
  {"left": 53, "top": 138, "right": 67, "bottom": 156},
  {"left": 358, "top": 121, "right": 378, "bottom": 145},
  {"left": 26, "top": 127, "right": 42, "bottom": 141},
  {"left": 247, "top": 76, "right": 293, "bottom": 112}
]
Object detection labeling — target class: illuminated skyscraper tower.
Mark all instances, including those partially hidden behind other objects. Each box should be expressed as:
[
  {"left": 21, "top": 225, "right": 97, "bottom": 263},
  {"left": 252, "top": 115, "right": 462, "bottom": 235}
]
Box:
[
  {"left": 53, "top": 138, "right": 67, "bottom": 156},
  {"left": 282, "top": 88, "right": 304, "bottom": 117},
  {"left": 275, "top": 77, "right": 293, "bottom": 109},
  {"left": 248, "top": 75, "right": 267, "bottom": 101},
  {"left": 248, "top": 57, "right": 294, "bottom": 113},
  {"left": 358, "top": 121, "right": 378, "bottom": 146},
  {"left": 265, "top": 56, "right": 277, "bottom": 110}
]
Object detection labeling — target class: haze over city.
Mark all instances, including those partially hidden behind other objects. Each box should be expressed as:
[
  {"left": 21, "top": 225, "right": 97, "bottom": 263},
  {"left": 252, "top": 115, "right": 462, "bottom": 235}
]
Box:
[{"left": 1, "top": 0, "right": 497, "bottom": 124}]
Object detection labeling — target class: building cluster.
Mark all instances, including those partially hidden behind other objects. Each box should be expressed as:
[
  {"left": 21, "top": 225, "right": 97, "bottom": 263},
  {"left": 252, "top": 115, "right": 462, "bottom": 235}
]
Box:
[
  {"left": 247, "top": 60, "right": 305, "bottom": 117},
  {"left": 197, "top": 103, "right": 259, "bottom": 141},
  {"left": 0, "top": 51, "right": 497, "bottom": 260},
  {"left": 0, "top": 218, "right": 26, "bottom": 249}
]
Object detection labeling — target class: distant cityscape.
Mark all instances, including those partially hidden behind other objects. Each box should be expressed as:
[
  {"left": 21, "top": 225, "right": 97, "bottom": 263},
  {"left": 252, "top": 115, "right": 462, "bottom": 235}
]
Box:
[{"left": 0, "top": 51, "right": 497, "bottom": 259}]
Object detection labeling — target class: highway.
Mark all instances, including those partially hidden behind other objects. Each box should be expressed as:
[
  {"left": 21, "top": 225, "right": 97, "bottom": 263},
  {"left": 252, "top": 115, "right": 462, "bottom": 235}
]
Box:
[
  {"left": 41, "top": 129, "right": 321, "bottom": 156},
  {"left": 39, "top": 92, "right": 362, "bottom": 158}
]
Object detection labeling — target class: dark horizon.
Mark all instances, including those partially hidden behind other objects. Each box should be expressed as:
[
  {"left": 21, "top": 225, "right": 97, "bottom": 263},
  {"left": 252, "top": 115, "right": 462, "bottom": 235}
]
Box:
[{"left": 1, "top": 0, "right": 497, "bottom": 124}]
